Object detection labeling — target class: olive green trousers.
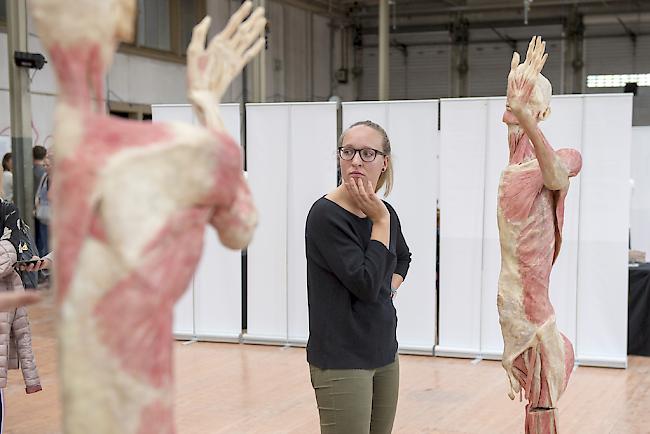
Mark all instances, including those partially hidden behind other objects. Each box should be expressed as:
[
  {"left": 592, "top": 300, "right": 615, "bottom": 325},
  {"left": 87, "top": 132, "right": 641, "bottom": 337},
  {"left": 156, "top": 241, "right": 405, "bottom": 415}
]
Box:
[{"left": 309, "top": 357, "right": 399, "bottom": 434}]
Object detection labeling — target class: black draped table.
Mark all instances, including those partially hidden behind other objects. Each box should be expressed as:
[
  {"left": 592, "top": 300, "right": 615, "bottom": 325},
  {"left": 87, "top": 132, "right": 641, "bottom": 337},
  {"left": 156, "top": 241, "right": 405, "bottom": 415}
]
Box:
[{"left": 628, "top": 262, "right": 650, "bottom": 356}]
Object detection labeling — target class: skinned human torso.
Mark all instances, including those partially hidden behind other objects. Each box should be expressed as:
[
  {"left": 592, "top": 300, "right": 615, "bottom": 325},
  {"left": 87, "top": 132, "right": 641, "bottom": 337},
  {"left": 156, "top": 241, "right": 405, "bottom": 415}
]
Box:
[
  {"left": 49, "top": 47, "right": 255, "bottom": 433},
  {"left": 496, "top": 147, "right": 580, "bottom": 407}
]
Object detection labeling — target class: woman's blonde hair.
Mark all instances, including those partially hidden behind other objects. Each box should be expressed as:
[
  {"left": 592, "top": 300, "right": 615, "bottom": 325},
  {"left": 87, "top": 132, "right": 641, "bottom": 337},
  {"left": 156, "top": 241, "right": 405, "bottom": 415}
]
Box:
[{"left": 338, "top": 120, "right": 393, "bottom": 196}]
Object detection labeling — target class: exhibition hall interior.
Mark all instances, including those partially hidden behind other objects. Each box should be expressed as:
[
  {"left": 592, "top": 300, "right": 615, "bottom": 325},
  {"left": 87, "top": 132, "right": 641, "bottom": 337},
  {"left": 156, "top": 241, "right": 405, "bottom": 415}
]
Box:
[{"left": 0, "top": 0, "right": 649, "bottom": 433}]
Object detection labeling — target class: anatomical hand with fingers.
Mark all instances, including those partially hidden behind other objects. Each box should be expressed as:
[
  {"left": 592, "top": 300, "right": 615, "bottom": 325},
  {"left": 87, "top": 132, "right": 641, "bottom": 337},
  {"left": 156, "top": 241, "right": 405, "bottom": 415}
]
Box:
[
  {"left": 507, "top": 36, "right": 548, "bottom": 117},
  {"left": 188, "top": 1, "right": 267, "bottom": 129}
]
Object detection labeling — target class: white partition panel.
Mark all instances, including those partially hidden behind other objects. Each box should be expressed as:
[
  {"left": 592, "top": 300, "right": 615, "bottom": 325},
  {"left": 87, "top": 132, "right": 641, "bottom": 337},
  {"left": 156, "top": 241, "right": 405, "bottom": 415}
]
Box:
[
  {"left": 438, "top": 99, "right": 487, "bottom": 357},
  {"left": 193, "top": 227, "right": 242, "bottom": 341},
  {"left": 173, "top": 285, "right": 194, "bottom": 338},
  {"left": 286, "top": 103, "right": 338, "bottom": 345},
  {"left": 576, "top": 94, "right": 632, "bottom": 368},
  {"left": 152, "top": 104, "right": 196, "bottom": 338},
  {"left": 478, "top": 96, "right": 584, "bottom": 358},
  {"left": 540, "top": 96, "right": 584, "bottom": 351},
  {"left": 194, "top": 104, "right": 243, "bottom": 340},
  {"left": 152, "top": 103, "right": 243, "bottom": 340},
  {"left": 245, "top": 103, "right": 337, "bottom": 345},
  {"left": 342, "top": 100, "right": 439, "bottom": 354},
  {"left": 245, "top": 104, "right": 290, "bottom": 344},
  {"left": 479, "top": 98, "right": 509, "bottom": 358},
  {"left": 438, "top": 95, "right": 627, "bottom": 367},
  {"left": 631, "top": 127, "right": 650, "bottom": 257}
]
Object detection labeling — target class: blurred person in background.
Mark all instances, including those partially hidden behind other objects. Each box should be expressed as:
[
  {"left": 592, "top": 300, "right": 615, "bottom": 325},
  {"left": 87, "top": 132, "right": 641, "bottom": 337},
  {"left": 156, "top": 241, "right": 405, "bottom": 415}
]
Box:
[
  {"left": 34, "top": 152, "right": 51, "bottom": 258},
  {"left": 1, "top": 153, "right": 12, "bottom": 203}
]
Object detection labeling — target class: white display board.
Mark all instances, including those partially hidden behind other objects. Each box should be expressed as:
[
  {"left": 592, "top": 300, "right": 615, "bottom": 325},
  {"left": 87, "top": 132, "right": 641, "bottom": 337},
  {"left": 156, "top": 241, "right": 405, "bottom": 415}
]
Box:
[
  {"left": 631, "top": 127, "right": 650, "bottom": 258},
  {"left": 342, "top": 100, "right": 439, "bottom": 354},
  {"left": 438, "top": 95, "right": 631, "bottom": 368},
  {"left": 153, "top": 96, "right": 631, "bottom": 368},
  {"left": 479, "top": 99, "right": 510, "bottom": 358},
  {"left": 152, "top": 103, "right": 244, "bottom": 341},
  {"left": 575, "top": 95, "right": 631, "bottom": 368},
  {"left": 244, "top": 102, "right": 337, "bottom": 345},
  {"left": 478, "top": 96, "right": 584, "bottom": 359},
  {"left": 438, "top": 98, "right": 488, "bottom": 357},
  {"left": 539, "top": 97, "right": 584, "bottom": 356}
]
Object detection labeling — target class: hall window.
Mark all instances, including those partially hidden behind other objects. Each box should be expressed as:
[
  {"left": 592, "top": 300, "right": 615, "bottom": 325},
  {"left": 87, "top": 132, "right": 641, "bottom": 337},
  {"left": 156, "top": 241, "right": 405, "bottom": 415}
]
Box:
[
  {"left": 137, "top": 0, "right": 172, "bottom": 51},
  {"left": 124, "top": 0, "right": 206, "bottom": 62},
  {"left": 587, "top": 73, "right": 650, "bottom": 88},
  {"left": 179, "top": 1, "right": 204, "bottom": 52}
]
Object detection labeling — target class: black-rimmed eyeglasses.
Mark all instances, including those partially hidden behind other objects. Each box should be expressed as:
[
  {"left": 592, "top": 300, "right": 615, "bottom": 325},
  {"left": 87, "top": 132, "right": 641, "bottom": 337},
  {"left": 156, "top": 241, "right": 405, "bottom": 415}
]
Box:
[{"left": 338, "top": 147, "right": 386, "bottom": 162}]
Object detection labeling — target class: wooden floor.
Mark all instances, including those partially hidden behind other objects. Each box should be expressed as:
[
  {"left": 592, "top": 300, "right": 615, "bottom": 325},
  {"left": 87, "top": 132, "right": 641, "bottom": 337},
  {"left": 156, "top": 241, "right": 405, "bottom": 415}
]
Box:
[{"left": 4, "top": 291, "right": 650, "bottom": 434}]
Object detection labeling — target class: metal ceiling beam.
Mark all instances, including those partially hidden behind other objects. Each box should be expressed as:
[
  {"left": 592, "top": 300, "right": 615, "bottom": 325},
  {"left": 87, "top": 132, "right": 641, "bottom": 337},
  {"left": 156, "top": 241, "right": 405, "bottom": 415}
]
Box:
[
  {"left": 363, "top": 17, "right": 566, "bottom": 35},
  {"left": 356, "top": 3, "right": 650, "bottom": 33},
  {"left": 270, "top": 0, "right": 348, "bottom": 18},
  {"left": 352, "top": 0, "right": 644, "bottom": 17},
  {"left": 360, "top": 32, "right": 650, "bottom": 49}
]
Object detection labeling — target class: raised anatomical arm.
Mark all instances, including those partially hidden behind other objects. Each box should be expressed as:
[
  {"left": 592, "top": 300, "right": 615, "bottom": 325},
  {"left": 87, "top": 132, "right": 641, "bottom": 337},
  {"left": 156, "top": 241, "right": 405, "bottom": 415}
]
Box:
[
  {"left": 508, "top": 36, "right": 569, "bottom": 190},
  {"left": 186, "top": 1, "right": 264, "bottom": 250},
  {"left": 187, "top": 1, "right": 267, "bottom": 132}
]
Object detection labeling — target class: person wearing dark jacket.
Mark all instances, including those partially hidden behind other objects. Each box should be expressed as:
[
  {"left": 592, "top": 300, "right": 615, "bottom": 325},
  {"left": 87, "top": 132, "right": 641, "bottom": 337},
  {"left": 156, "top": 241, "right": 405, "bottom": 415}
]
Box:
[
  {"left": 32, "top": 146, "right": 48, "bottom": 258},
  {"left": 305, "top": 120, "right": 411, "bottom": 434}
]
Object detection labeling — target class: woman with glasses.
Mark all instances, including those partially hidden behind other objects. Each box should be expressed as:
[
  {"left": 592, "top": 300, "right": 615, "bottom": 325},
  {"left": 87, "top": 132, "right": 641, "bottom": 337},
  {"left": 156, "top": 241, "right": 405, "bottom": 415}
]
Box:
[{"left": 305, "top": 120, "right": 411, "bottom": 434}]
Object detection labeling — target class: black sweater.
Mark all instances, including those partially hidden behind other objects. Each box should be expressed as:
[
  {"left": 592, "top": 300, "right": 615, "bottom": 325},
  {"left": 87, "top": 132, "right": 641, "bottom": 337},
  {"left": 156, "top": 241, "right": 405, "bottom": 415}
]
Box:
[{"left": 305, "top": 197, "right": 411, "bottom": 369}]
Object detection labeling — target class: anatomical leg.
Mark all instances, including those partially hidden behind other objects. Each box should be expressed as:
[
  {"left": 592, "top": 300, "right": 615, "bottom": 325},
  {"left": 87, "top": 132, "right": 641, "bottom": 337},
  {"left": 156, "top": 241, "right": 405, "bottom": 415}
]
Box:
[{"left": 511, "top": 332, "right": 574, "bottom": 434}]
